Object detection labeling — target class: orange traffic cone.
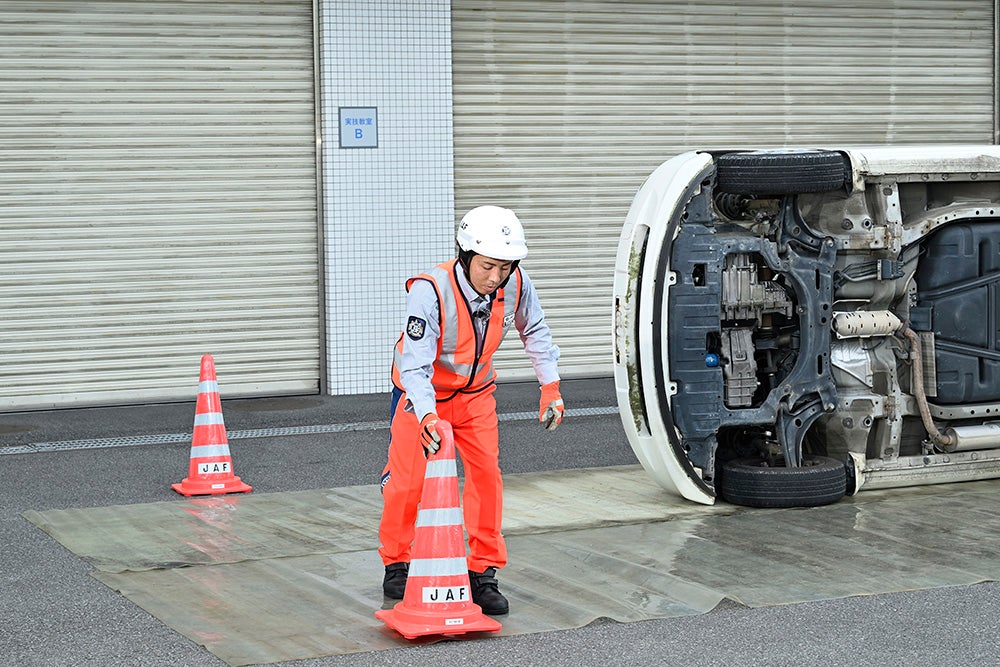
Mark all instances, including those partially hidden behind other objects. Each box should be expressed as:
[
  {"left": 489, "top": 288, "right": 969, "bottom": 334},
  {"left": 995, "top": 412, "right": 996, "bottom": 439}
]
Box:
[
  {"left": 375, "top": 420, "right": 502, "bottom": 639},
  {"left": 171, "top": 354, "right": 252, "bottom": 497}
]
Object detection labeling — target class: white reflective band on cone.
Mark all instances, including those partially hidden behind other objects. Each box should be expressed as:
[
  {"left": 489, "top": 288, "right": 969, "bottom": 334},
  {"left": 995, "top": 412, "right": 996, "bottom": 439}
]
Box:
[
  {"left": 416, "top": 507, "right": 463, "bottom": 528},
  {"left": 194, "top": 413, "right": 225, "bottom": 426},
  {"left": 199, "top": 380, "right": 219, "bottom": 393},
  {"left": 190, "top": 445, "right": 231, "bottom": 459},
  {"left": 425, "top": 459, "right": 458, "bottom": 478},
  {"left": 409, "top": 556, "right": 468, "bottom": 578}
]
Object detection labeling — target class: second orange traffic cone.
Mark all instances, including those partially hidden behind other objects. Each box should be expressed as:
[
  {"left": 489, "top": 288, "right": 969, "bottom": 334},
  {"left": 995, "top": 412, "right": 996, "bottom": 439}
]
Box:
[
  {"left": 171, "top": 354, "right": 252, "bottom": 497},
  {"left": 375, "top": 420, "right": 502, "bottom": 639}
]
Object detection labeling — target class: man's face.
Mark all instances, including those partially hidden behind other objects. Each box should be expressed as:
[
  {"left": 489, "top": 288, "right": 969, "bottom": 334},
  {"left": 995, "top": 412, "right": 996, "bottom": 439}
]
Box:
[{"left": 467, "top": 254, "right": 513, "bottom": 296}]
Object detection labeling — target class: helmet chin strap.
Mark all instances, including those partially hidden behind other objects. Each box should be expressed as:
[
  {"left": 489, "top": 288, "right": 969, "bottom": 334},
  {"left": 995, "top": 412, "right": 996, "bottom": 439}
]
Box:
[
  {"left": 499, "top": 260, "right": 520, "bottom": 289},
  {"left": 458, "top": 247, "right": 474, "bottom": 277}
]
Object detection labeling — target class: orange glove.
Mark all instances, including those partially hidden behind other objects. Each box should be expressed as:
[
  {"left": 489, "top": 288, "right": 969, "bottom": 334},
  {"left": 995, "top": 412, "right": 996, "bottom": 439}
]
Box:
[
  {"left": 419, "top": 413, "right": 441, "bottom": 455},
  {"left": 539, "top": 381, "right": 564, "bottom": 431}
]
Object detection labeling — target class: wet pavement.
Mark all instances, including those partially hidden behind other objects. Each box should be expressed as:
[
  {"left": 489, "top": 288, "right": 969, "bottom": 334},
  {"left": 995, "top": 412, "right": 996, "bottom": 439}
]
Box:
[{"left": 3, "top": 377, "right": 1000, "bottom": 666}]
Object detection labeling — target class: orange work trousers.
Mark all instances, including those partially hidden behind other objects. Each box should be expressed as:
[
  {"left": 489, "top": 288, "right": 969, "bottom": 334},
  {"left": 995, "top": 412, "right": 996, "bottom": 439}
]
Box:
[{"left": 378, "top": 384, "right": 507, "bottom": 573}]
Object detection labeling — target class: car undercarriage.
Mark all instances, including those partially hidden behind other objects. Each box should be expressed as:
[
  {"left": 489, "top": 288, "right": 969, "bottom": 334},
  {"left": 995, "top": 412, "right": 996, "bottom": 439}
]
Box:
[{"left": 613, "top": 146, "right": 1000, "bottom": 507}]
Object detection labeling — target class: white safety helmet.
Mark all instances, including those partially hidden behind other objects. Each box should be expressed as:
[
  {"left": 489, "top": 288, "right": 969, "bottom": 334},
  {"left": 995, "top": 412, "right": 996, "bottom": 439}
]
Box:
[{"left": 456, "top": 205, "right": 528, "bottom": 262}]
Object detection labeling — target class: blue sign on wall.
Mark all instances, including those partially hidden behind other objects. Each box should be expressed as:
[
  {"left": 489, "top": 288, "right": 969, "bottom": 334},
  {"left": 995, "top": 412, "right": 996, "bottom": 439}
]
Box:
[{"left": 339, "top": 107, "right": 378, "bottom": 148}]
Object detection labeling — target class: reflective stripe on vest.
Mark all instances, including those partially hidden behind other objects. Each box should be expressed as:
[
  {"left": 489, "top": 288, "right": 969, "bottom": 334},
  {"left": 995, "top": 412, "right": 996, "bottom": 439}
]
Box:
[{"left": 392, "top": 259, "right": 521, "bottom": 398}]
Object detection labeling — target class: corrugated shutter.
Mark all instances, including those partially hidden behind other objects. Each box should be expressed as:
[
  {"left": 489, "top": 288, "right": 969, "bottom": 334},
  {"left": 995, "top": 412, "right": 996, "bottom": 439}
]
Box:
[
  {"left": 452, "top": 0, "right": 995, "bottom": 380},
  {"left": 0, "top": 1, "right": 318, "bottom": 410}
]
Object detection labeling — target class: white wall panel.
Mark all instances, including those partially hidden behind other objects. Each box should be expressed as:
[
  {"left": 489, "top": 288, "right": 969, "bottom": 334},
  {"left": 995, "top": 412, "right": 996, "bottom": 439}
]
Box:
[{"left": 318, "top": 0, "right": 454, "bottom": 395}]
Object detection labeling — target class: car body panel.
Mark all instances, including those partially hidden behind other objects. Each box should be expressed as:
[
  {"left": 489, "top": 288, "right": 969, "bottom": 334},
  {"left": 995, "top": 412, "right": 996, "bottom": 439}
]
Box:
[{"left": 613, "top": 150, "right": 716, "bottom": 504}]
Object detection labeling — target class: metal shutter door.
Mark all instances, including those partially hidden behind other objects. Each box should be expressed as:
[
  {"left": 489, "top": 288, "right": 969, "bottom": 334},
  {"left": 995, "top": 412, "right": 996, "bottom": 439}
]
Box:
[
  {"left": 452, "top": 0, "right": 995, "bottom": 380},
  {"left": 0, "top": 0, "right": 318, "bottom": 410}
]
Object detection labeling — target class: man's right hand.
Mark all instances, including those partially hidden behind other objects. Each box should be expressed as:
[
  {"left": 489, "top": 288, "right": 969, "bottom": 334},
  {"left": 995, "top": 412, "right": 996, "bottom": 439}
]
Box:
[{"left": 419, "top": 413, "right": 441, "bottom": 456}]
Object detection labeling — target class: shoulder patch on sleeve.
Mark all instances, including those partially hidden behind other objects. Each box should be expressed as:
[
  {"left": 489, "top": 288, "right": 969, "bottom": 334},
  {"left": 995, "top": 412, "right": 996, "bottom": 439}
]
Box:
[{"left": 406, "top": 316, "right": 427, "bottom": 340}]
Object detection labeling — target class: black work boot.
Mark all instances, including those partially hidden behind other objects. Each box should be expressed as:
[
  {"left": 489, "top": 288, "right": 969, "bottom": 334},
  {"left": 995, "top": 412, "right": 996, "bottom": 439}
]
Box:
[
  {"left": 382, "top": 562, "right": 409, "bottom": 599},
  {"left": 469, "top": 567, "right": 509, "bottom": 615}
]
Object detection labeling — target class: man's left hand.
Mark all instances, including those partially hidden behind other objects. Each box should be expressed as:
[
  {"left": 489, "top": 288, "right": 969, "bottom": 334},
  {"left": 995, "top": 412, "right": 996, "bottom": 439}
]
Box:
[{"left": 539, "top": 381, "right": 564, "bottom": 431}]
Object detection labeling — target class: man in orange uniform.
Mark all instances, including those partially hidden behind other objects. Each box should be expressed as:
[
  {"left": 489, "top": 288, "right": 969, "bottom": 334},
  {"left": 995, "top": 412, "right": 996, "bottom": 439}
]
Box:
[{"left": 379, "top": 205, "right": 564, "bottom": 615}]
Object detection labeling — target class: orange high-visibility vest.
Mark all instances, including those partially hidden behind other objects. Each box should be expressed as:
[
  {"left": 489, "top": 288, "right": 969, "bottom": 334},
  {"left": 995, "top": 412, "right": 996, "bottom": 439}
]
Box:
[{"left": 392, "top": 259, "right": 522, "bottom": 401}]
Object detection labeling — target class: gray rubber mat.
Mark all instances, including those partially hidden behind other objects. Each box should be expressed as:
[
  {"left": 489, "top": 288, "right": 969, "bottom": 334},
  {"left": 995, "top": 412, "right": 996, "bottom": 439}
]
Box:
[{"left": 24, "top": 466, "right": 1000, "bottom": 666}]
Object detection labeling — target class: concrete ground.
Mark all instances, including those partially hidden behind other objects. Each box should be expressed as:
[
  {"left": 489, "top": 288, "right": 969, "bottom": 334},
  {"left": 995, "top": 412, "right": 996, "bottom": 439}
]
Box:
[{"left": 3, "top": 377, "right": 1000, "bottom": 666}]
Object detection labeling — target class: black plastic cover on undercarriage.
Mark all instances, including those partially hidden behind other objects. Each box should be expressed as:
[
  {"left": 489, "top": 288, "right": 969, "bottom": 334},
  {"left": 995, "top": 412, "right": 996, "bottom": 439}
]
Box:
[{"left": 916, "top": 221, "right": 1000, "bottom": 404}]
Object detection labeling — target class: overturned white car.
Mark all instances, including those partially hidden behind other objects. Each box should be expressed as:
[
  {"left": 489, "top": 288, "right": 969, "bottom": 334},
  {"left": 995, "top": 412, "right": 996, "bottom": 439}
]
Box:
[{"left": 613, "top": 146, "right": 1000, "bottom": 507}]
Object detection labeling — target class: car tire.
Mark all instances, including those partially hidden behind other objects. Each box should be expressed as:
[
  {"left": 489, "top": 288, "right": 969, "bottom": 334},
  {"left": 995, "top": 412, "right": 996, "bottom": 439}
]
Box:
[
  {"left": 715, "top": 150, "right": 849, "bottom": 195},
  {"left": 719, "top": 455, "right": 847, "bottom": 508}
]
